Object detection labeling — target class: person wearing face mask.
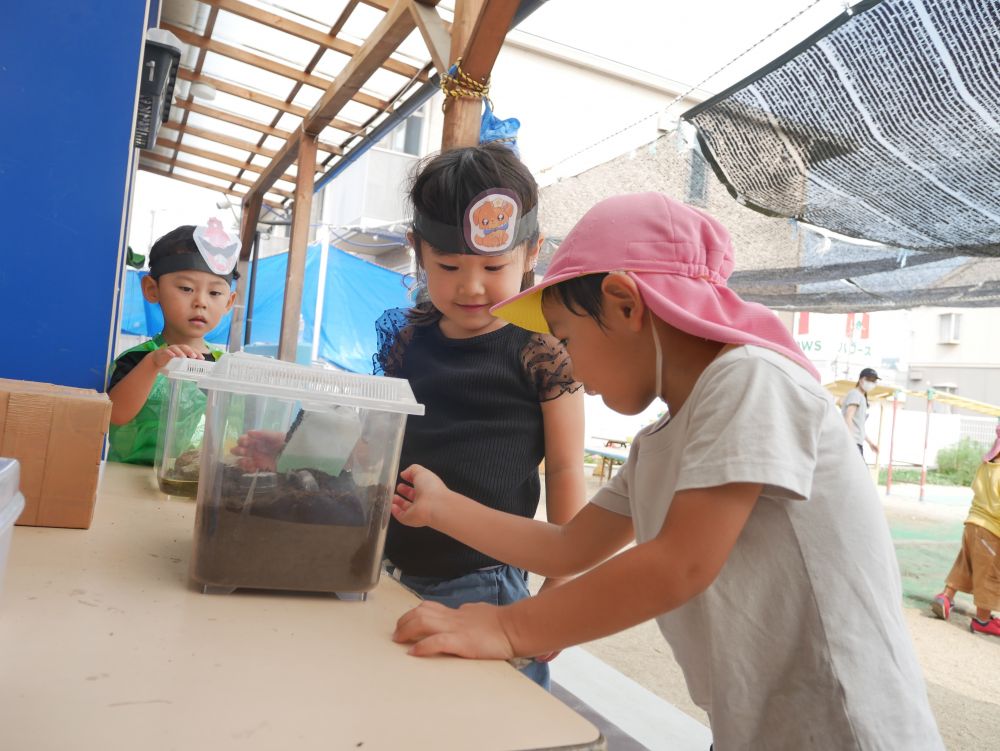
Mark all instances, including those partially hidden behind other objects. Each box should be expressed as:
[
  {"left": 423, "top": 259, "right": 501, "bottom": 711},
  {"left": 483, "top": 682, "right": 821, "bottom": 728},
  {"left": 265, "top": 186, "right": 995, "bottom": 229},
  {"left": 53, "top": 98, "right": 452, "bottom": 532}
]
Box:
[{"left": 842, "top": 367, "right": 881, "bottom": 458}]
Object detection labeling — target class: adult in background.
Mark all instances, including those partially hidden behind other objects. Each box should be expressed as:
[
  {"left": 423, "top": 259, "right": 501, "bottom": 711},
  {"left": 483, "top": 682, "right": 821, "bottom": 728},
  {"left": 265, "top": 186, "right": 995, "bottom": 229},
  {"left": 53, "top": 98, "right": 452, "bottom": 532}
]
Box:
[{"left": 842, "top": 367, "right": 880, "bottom": 458}]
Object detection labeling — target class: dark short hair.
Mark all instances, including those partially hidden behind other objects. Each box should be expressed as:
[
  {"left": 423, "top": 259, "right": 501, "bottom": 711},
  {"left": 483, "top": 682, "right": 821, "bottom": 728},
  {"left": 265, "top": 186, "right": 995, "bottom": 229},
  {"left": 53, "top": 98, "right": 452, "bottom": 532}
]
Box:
[
  {"left": 542, "top": 273, "right": 610, "bottom": 328},
  {"left": 406, "top": 144, "right": 538, "bottom": 326}
]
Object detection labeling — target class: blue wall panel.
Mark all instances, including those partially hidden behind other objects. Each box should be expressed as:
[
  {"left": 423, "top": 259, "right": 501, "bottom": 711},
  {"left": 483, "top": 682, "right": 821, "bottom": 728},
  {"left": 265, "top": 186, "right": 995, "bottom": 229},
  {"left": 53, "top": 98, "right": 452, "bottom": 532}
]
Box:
[{"left": 0, "top": 2, "right": 149, "bottom": 388}]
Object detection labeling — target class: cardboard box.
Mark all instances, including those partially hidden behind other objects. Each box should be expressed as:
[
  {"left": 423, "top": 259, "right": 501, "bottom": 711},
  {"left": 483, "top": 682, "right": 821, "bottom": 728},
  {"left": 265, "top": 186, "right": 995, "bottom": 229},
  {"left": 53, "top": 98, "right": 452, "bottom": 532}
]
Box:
[{"left": 0, "top": 378, "right": 112, "bottom": 529}]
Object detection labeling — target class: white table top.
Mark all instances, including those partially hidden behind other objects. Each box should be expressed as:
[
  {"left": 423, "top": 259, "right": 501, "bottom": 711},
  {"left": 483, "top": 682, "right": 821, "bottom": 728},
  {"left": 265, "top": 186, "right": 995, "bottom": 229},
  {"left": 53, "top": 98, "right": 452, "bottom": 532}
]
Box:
[{"left": 0, "top": 463, "right": 603, "bottom": 751}]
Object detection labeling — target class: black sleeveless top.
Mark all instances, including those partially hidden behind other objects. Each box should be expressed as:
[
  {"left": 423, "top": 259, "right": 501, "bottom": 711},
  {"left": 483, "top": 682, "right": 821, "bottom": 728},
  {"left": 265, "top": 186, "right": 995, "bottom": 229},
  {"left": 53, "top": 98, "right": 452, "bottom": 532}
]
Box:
[{"left": 373, "top": 308, "right": 579, "bottom": 577}]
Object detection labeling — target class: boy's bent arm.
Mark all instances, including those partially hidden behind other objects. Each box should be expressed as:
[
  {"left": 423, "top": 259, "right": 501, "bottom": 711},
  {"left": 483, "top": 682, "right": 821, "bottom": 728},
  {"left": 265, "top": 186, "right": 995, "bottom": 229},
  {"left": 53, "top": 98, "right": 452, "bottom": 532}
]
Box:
[
  {"left": 393, "top": 466, "right": 633, "bottom": 578},
  {"left": 108, "top": 356, "right": 161, "bottom": 425},
  {"left": 539, "top": 389, "right": 588, "bottom": 588},
  {"left": 396, "top": 482, "right": 760, "bottom": 660}
]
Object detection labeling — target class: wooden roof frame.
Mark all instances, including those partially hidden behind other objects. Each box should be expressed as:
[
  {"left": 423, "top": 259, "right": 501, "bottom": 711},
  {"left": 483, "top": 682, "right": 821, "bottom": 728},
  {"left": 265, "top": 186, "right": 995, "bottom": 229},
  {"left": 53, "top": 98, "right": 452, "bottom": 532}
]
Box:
[{"left": 148, "top": 0, "right": 524, "bottom": 359}]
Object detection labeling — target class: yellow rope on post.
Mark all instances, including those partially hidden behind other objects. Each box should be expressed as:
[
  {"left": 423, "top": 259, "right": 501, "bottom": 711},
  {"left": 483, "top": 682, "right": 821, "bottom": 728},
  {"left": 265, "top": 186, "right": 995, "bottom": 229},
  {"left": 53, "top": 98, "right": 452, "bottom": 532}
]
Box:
[{"left": 439, "top": 57, "right": 492, "bottom": 111}]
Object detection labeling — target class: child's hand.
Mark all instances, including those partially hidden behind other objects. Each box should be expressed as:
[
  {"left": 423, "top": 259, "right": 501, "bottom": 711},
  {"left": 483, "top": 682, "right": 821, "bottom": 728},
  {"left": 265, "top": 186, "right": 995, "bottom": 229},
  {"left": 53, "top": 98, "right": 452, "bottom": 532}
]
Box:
[
  {"left": 391, "top": 464, "right": 452, "bottom": 528},
  {"left": 150, "top": 344, "right": 205, "bottom": 370},
  {"left": 393, "top": 600, "right": 516, "bottom": 660},
  {"left": 231, "top": 429, "right": 286, "bottom": 472}
]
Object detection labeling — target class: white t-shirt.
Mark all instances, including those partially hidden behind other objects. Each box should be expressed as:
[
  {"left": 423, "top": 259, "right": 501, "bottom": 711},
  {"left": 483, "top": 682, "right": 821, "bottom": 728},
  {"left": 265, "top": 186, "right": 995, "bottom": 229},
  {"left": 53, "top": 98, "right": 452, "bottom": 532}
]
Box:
[
  {"left": 841, "top": 387, "right": 868, "bottom": 445},
  {"left": 592, "top": 346, "right": 941, "bottom": 750}
]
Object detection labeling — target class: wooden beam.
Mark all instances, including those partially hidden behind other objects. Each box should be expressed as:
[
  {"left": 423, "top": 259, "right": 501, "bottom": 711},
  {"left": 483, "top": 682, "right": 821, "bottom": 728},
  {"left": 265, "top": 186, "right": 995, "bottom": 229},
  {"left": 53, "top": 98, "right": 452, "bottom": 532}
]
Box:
[
  {"left": 305, "top": 0, "right": 418, "bottom": 132},
  {"left": 200, "top": 0, "right": 426, "bottom": 82},
  {"left": 441, "top": 0, "right": 519, "bottom": 149},
  {"left": 409, "top": 2, "right": 451, "bottom": 74},
  {"left": 169, "top": 6, "right": 219, "bottom": 172},
  {"left": 278, "top": 134, "right": 318, "bottom": 362},
  {"left": 177, "top": 68, "right": 310, "bottom": 118},
  {"left": 139, "top": 151, "right": 294, "bottom": 198},
  {"left": 137, "top": 164, "right": 282, "bottom": 207},
  {"left": 153, "top": 134, "right": 300, "bottom": 185},
  {"left": 173, "top": 99, "right": 344, "bottom": 156},
  {"left": 239, "top": 193, "right": 264, "bottom": 262},
  {"left": 162, "top": 122, "right": 278, "bottom": 158},
  {"left": 245, "top": 0, "right": 416, "bottom": 202},
  {"left": 441, "top": 0, "right": 485, "bottom": 149},
  {"left": 162, "top": 23, "right": 389, "bottom": 111},
  {"left": 229, "top": 191, "right": 265, "bottom": 350},
  {"left": 458, "top": 0, "right": 520, "bottom": 77}
]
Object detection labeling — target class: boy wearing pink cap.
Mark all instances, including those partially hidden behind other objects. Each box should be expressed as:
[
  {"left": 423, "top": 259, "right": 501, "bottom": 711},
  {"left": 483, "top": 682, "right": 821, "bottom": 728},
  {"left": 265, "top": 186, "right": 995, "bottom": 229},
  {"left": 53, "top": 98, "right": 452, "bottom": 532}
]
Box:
[
  {"left": 391, "top": 193, "right": 942, "bottom": 748},
  {"left": 931, "top": 425, "right": 1000, "bottom": 637}
]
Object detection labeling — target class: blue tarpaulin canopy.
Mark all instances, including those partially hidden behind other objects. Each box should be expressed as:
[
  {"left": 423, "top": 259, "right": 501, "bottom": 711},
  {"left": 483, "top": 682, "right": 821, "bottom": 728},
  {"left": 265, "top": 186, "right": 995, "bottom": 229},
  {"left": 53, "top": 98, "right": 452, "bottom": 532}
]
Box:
[{"left": 121, "top": 244, "right": 412, "bottom": 374}]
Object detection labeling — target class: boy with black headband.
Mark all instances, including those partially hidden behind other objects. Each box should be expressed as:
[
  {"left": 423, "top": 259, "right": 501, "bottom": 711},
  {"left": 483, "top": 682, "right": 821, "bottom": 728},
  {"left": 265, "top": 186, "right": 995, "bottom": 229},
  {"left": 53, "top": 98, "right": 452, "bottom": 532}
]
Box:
[{"left": 107, "top": 221, "right": 238, "bottom": 465}]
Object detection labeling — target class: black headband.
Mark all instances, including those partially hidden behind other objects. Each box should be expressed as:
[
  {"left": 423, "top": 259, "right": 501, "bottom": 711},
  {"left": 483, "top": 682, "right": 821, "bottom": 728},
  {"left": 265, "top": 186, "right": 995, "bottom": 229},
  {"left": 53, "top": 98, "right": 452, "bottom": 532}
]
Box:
[
  {"left": 412, "top": 188, "right": 539, "bottom": 256},
  {"left": 149, "top": 253, "right": 237, "bottom": 283}
]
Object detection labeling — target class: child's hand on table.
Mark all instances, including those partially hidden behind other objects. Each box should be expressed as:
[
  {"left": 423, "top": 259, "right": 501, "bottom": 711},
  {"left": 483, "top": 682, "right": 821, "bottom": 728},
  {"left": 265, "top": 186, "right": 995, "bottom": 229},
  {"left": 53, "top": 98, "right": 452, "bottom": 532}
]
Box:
[
  {"left": 393, "top": 600, "right": 516, "bottom": 660},
  {"left": 150, "top": 344, "right": 205, "bottom": 369},
  {"left": 231, "top": 430, "right": 285, "bottom": 471},
  {"left": 391, "top": 464, "right": 454, "bottom": 528}
]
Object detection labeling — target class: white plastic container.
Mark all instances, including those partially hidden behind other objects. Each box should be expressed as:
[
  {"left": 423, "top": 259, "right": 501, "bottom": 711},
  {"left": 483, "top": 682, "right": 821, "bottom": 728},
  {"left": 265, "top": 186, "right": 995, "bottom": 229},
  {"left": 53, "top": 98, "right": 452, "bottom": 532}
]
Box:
[
  {"left": 155, "top": 358, "right": 218, "bottom": 497},
  {"left": 190, "top": 353, "right": 424, "bottom": 595},
  {"left": 0, "top": 458, "right": 26, "bottom": 599}
]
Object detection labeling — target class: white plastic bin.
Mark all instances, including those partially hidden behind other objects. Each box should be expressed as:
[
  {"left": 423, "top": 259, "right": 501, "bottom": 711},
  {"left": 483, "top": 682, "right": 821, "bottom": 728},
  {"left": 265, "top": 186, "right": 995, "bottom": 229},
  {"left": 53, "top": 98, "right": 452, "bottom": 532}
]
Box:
[
  {"left": 189, "top": 353, "right": 424, "bottom": 595},
  {"left": 0, "top": 458, "right": 26, "bottom": 599}
]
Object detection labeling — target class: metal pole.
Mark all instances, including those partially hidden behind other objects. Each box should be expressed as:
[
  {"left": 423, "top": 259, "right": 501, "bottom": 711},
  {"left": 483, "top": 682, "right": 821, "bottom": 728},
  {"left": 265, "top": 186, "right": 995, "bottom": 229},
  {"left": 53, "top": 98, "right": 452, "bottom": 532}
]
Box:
[
  {"left": 886, "top": 393, "right": 899, "bottom": 494},
  {"left": 243, "top": 230, "right": 261, "bottom": 346},
  {"left": 311, "top": 225, "right": 330, "bottom": 363},
  {"left": 919, "top": 389, "right": 934, "bottom": 502}
]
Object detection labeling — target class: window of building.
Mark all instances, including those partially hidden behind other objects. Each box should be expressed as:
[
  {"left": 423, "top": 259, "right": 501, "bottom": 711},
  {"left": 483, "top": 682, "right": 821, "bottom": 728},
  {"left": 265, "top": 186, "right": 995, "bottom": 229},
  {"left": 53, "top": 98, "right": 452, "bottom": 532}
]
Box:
[
  {"left": 687, "top": 151, "right": 709, "bottom": 207},
  {"left": 938, "top": 313, "right": 961, "bottom": 344},
  {"left": 386, "top": 108, "right": 425, "bottom": 156}
]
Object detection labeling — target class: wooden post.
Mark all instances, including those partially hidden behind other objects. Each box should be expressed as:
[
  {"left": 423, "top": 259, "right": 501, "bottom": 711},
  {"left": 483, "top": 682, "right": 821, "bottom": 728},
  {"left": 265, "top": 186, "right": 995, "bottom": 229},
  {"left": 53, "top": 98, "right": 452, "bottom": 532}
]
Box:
[
  {"left": 873, "top": 399, "right": 885, "bottom": 482},
  {"left": 441, "top": 0, "right": 486, "bottom": 149},
  {"left": 886, "top": 393, "right": 899, "bottom": 494},
  {"left": 919, "top": 390, "right": 934, "bottom": 502},
  {"left": 228, "top": 192, "right": 263, "bottom": 351},
  {"left": 278, "top": 132, "right": 318, "bottom": 362}
]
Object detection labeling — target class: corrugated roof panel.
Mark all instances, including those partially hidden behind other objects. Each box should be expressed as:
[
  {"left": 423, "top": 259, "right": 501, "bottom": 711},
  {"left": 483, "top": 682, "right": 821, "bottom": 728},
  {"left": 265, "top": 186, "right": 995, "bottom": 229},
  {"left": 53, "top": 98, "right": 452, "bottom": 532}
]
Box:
[
  {"left": 213, "top": 10, "right": 321, "bottom": 69},
  {"left": 200, "top": 53, "right": 297, "bottom": 99}
]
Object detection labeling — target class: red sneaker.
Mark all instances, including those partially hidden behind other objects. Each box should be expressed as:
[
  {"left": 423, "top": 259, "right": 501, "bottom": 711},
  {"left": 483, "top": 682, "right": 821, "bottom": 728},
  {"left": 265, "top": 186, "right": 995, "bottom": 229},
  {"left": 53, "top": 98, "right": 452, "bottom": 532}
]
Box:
[
  {"left": 970, "top": 617, "right": 1000, "bottom": 637},
  {"left": 931, "top": 593, "right": 952, "bottom": 621}
]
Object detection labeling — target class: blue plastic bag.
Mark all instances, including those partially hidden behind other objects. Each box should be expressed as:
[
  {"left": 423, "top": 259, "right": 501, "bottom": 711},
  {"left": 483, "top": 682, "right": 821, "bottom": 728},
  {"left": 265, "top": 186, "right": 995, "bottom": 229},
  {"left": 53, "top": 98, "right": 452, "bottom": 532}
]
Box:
[{"left": 479, "top": 101, "right": 520, "bottom": 156}]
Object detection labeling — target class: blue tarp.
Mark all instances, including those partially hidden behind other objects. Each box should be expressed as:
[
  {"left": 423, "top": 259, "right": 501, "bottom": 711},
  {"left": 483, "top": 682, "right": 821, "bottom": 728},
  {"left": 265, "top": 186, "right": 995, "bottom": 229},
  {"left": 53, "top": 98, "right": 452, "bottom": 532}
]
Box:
[{"left": 121, "top": 244, "right": 411, "bottom": 373}]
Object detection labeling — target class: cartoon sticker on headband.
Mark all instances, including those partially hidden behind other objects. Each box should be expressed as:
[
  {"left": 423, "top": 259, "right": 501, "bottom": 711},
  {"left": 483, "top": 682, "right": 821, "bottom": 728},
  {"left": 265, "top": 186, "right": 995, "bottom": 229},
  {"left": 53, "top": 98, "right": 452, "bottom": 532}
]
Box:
[
  {"left": 193, "top": 218, "right": 240, "bottom": 276},
  {"left": 463, "top": 188, "right": 521, "bottom": 255}
]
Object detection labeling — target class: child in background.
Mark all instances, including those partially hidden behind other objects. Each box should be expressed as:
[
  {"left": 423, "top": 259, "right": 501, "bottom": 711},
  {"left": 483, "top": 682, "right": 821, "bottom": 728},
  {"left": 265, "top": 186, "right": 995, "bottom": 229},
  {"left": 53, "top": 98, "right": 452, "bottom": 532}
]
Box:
[
  {"left": 107, "top": 222, "right": 238, "bottom": 464},
  {"left": 372, "top": 143, "right": 586, "bottom": 688},
  {"left": 931, "top": 425, "right": 1000, "bottom": 637},
  {"left": 390, "top": 193, "right": 942, "bottom": 748}
]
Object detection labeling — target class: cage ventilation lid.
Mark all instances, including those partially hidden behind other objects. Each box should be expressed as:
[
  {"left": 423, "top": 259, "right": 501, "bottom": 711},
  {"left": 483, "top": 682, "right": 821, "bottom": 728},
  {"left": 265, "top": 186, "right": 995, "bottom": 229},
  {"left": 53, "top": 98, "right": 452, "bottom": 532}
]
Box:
[
  {"left": 161, "top": 357, "right": 219, "bottom": 382},
  {"left": 197, "top": 352, "right": 424, "bottom": 416}
]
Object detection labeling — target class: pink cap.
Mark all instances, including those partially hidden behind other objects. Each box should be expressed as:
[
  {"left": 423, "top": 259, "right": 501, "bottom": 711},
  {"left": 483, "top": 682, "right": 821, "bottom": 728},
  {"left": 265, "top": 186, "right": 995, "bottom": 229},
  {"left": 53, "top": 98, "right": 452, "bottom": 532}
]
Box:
[{"left": 492, "top": 192, "right": 820, "bottom": 380}]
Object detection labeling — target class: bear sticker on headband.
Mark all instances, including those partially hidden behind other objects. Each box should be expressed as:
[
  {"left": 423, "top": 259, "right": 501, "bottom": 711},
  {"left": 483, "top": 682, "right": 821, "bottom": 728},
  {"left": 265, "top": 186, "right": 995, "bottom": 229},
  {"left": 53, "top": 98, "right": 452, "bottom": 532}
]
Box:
[
  {"left": 464, "top": 189, "right": 521, "bottom": 255},
  {"left": 193, "top": 218, "right": 240, "bottom": 277}
]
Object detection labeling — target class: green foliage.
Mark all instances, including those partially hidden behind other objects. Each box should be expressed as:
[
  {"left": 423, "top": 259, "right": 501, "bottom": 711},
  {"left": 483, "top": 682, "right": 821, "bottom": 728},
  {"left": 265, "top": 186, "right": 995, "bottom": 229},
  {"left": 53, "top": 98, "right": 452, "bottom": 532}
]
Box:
[
  {"left": 936, "top": 437, "right": 987, "bottom": 486},
  {"left": 878, "top": 437, "right": 986, "bottom": 487}
]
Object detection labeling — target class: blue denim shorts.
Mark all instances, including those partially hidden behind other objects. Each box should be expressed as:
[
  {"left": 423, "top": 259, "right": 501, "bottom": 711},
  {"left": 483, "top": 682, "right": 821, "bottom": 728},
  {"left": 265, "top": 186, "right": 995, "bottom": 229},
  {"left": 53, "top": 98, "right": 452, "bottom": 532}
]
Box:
[{"left": 385, "top": 561, "right": 550, "bottom": 689}]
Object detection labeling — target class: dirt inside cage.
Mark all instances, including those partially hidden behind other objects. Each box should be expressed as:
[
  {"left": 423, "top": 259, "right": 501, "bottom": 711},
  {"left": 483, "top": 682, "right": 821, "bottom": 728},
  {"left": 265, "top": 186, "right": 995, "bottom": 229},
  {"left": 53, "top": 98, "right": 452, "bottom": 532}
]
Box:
[{"left": 191, "top": 464, "right": 390, "bottom": 594}]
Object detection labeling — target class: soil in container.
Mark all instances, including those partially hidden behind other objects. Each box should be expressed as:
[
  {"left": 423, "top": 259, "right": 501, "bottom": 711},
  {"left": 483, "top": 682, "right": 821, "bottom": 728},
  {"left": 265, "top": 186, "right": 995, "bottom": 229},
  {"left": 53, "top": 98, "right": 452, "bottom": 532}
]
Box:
[{"left": 192, "top": 464, "right": 390, "bottom": 594}]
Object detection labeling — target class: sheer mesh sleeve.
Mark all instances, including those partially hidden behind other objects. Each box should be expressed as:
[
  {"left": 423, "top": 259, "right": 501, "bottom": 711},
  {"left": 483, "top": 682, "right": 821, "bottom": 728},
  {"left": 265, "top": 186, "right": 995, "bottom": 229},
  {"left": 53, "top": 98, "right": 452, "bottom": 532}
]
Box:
[
  {"left": 521, "top": 333, "right": 582, "bottom": 402},
  {"left": 373, "top": 308, "right": 415, "bottom": 377}
]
